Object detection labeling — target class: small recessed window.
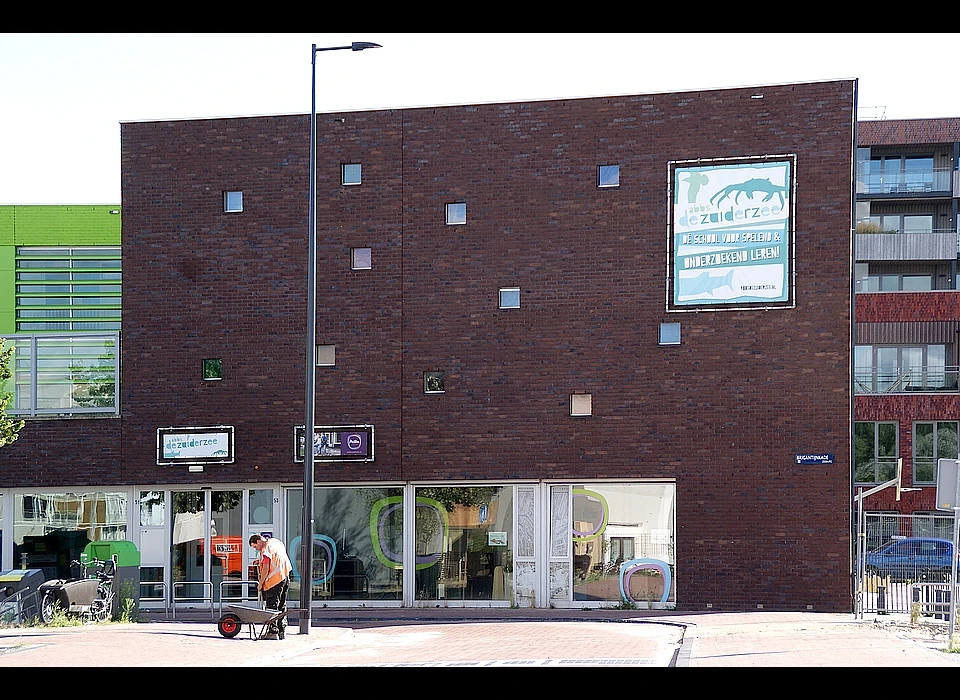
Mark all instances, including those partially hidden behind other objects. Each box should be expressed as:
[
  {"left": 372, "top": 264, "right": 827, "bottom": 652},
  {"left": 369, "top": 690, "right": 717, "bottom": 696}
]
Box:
[
  {"left": 342, "top": 164, "right": 362, "bottom": 186},
  {"left": 499, "top": 287, "right": 520, "bottom": 309},
  {"left": 352, "top": 247, "right": 372, "bottom": 270},
  {"left": 598, "top": 165, "right": 620, "bottom": 188},
  {"left": 570, "top": 393, "right": 592, "bottom": 417},
  {"left": 424, "top": 371, "right": 445, "bottom": 394},
  {"left": 202, "top": 358, "right": 223, "bottom": 381},
  {"left": 316, "top": 344, "right": 335, "bottom": 367},
  {"left": 224, "top": 191, "right": 243, "bottom": 213},
  {"left": 446, "top": 203, "right": 467, "bottom": 225},
  {"left": 659, "top": 322, "right": 681, "bottom": 346}
]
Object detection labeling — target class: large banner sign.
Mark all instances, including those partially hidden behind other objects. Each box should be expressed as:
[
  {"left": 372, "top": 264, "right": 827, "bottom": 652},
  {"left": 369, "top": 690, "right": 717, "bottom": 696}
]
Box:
[{"left": 668, "top": 155, "right": 796, "bottom": 311}]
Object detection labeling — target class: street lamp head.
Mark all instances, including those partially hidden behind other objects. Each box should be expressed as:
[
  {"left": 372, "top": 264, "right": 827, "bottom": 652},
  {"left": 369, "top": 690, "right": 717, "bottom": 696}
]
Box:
[{"left": 351, "top": 42, "right": 381, "bottom": 51}]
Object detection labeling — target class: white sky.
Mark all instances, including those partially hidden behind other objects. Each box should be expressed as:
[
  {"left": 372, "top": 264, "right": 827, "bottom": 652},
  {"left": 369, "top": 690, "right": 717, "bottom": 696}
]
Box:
[{"left": 1, "top": 33, "right": 957, "bottom": 205}]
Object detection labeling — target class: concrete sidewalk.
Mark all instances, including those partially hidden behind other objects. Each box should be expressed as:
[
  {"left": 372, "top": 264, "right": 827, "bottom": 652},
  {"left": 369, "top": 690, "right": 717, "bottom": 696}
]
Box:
[{"left": 1, "top": 609, "right": 958, "bottom": 667}]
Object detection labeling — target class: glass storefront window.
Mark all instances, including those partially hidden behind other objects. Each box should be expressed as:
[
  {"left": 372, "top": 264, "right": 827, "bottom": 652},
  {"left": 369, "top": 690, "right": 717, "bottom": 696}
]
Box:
[
  {"left": 13, "top": 491, "right": 127, "bottom": 580},
  {"left": 564, "top": 483, "right": 676, "bottom": 605},
  {"left": 414, "top": 485, "right": 513, "bottom": 602},
  {"left": 285, "top": 486, "right": 404, "bottom": 604}
]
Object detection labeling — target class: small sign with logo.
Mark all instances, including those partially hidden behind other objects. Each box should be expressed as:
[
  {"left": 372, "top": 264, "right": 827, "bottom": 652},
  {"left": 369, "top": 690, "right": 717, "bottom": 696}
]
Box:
[{"left": 795, "top": 453, "right": 834, "bottom": 465}]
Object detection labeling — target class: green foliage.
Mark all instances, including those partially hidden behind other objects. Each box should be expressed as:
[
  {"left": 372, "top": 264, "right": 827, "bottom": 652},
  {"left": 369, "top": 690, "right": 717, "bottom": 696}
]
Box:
[
  {"left": 202, "top": 358, "right": 223, "bottom": 380},
  {"left": 41, "top": 605, "right": 84, "bottom": 628},
  {"left": 117, "top": 580, "right": 137, "bottom": 623},
  {"left": 418, "top": 487, "right": 497, "bottom": 513},
  {"left": 0, "top": 338, "right": 24, "bottom": 448},
  {"left": 424, "top": 371, "right": 444, "bottom": 392},
  {"left": 69, "top": 340, "right": 116, "bottom": 408},
  {"left": 855, "top": 221, "right": 899, "bottom": 235}
]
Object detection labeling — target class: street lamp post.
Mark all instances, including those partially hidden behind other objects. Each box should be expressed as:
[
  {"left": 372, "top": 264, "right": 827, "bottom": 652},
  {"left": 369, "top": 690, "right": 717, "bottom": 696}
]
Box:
[{"left": 301, "top": 41, "right": 381, "bottom": 636}]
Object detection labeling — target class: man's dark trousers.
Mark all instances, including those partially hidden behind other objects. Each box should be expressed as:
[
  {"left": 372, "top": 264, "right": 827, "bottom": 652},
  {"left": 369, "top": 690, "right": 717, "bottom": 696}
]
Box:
[{"left": 263, "top": 578, "right": 289, "bottom": 638}]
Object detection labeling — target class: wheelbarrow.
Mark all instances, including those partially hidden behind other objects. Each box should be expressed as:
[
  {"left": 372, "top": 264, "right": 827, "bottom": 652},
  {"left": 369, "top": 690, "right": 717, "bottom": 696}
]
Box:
[{"left": 217, "top": 603, "right": 293, "bottom": 640}]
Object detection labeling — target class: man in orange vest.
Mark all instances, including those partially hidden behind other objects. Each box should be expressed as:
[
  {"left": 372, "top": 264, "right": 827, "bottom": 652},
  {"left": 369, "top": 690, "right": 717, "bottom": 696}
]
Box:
[{"left": 249, "top": 533, "right": 293, "bottom": 639}]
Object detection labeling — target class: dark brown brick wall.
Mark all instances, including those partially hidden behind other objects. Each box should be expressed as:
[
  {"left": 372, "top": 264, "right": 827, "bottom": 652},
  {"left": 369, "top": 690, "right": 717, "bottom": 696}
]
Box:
[
  {"left": 2, "top": 80, "right": 856, "bottom": 611},
  {"left": 855, "top": 291, "right": 960, "bottom": 322}
]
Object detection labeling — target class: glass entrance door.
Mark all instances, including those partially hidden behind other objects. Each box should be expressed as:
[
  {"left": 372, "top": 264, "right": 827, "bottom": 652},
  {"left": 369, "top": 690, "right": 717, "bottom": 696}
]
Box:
[{"left": 171, "top": 489, "right": 243, "bottom": 605}]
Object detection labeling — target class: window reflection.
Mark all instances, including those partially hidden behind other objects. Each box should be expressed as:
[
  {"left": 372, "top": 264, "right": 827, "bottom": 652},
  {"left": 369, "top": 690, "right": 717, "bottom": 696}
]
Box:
[
  {"left": 568, "top": 484, "right": 676, "bottom": 605},
  {"left": 13, "top": 491, "right": 127, "bottom": 580},
  {"left": 284, "top": 486, "right": 404, "bottom": 604},
  {"left": 414, "top": 486, "right": 513, "bottom": 602}
]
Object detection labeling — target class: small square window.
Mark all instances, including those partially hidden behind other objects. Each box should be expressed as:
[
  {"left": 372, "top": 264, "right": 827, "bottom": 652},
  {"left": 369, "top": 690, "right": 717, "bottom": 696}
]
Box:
[
  {"left": 224, "top": 191, "right": 243, "bottom": 212},
  {"left": 316, "top": 344, "right": 335, "bottom": 367},
  {"left": 570, "top": 393, "right": 592, "bottom": 417},
  {"left": 352, "top": 247, "right": 372, "bottom": 270},
  {"left": 659, "top": 322, "right": 681, "bottom": 346},
  {"left": 598, "top": 165, "right": 620, "bottom": 188},
  {"left": 202, "top": 358, "right": 223, "bottom": 381},
  {"left": 499, "top": 288, "right": 520, "bottom": 309},
  {"left": 446, "top": 203, "right": 467, "bottom": 225},
  {"left": 342, "top": 164, "right": 362, "bottom": 186},
  {"left": 424, "top": 371, "right": 445, "bottom": 394}
]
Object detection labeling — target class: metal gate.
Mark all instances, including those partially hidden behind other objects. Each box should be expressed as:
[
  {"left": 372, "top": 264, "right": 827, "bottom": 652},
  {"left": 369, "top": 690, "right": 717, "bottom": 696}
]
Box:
[{"left": 855, "top": 512, "right": 956, "bottom": 617}]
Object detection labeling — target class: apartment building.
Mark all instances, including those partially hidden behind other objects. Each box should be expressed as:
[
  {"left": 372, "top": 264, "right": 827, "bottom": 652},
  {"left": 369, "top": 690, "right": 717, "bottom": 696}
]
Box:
[
  {"left": 854, "top": 118, "right": 960, "bottom": 544},
  {"left": 0, "top": 79, "right": 856, "bottom": 612}
]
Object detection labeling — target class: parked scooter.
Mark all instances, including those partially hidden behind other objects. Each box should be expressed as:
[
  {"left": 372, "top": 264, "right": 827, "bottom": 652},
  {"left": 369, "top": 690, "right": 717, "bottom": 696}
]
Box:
[{"left": 38, "top": 556, "right": 116, "bottom": 624}]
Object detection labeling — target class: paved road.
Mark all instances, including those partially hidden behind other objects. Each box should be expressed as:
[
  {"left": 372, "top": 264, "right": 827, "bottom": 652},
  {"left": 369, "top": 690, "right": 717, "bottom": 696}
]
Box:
[{"left": 1, "top": 609, "right": 958, "bottom": 667}]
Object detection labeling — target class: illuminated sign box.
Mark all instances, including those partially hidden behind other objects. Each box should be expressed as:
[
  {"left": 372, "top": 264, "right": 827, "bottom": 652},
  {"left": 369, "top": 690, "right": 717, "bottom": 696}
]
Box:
[
  {"left": 667, "top": 154, "right": 796, "bottom": 312},
  {"left": 157, "top": 426, "right": 235, "bottom": 465},
  {"left": 294, "top": 425, "right": 375, "bottom": 463}
]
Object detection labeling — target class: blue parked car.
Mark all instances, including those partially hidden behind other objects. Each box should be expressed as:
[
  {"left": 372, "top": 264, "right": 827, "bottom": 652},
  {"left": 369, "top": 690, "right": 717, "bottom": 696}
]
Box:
[{"left": 864, "top": 537, "right": 957, "bottom": 581}]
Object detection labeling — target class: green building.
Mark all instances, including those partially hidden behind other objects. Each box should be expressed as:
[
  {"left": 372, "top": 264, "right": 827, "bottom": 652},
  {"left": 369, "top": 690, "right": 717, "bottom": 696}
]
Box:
[
  {"left": 0, "top": 205, "right": 121, "bottom": 334},
  {"left": 0, "top": 205, "right": 121, "bottom": 417}
]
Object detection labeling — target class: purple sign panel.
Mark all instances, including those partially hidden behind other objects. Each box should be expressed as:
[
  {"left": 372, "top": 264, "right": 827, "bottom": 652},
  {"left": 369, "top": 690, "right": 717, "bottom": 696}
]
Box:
[
  {"left": 294, "top": 425, "right": 374, "bottom": 463},
  {"left": 340, "top": 431, "right": 367, "bottom": 456}
]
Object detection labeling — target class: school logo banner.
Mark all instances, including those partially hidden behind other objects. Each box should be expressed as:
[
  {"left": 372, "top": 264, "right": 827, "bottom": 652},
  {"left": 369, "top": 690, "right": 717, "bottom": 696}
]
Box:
[{"left": 668, "top": 155, "right": 796, "bottom": 311}]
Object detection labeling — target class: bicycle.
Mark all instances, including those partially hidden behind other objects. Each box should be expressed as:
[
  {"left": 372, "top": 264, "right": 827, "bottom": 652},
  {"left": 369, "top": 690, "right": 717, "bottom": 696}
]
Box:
[{"left": 39, "top": 556, "right": 116, "bottom": 624}]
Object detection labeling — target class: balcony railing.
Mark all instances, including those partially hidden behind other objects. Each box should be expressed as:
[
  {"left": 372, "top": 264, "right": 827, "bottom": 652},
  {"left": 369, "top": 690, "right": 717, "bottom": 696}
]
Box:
[
  {"left": 0, "top": 333, "right": 119, "bottom": 417},
  {"left": 856, "top": 168, "right": 953, "bottom": 195},
  {"left": 855, "top": 366, "right": 959, "bottom": 395},
  {"left": 854, "top": 227, "right": 958, "bottom": 261},
  {"left": 855, "top": 227, "right": 955, "bottom": 236}
]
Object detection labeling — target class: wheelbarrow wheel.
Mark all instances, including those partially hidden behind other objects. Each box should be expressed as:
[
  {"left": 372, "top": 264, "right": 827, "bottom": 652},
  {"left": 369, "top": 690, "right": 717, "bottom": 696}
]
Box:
[{"left": 217, "top": 613, "right": 242, "bottom": 639}]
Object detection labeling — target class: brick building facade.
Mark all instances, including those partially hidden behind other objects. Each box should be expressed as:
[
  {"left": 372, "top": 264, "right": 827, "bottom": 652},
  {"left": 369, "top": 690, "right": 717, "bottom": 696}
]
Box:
[{"left": 0, "top": 79, "right": 856, "bottom": 612}]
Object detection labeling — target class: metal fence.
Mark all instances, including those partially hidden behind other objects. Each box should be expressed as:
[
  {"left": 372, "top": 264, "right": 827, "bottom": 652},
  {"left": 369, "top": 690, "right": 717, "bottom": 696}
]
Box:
[{"left": 855, "top": 511, "right": 958, "bottom": 619}]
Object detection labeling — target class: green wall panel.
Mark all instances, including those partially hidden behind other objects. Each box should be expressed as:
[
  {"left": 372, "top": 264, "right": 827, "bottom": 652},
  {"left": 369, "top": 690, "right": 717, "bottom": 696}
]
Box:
[
  {"left": 0, "top": 205, "right": 121, "bottom": 335},
  {"left": 3, "top": 205, "right": 121, "bottom": 246}
]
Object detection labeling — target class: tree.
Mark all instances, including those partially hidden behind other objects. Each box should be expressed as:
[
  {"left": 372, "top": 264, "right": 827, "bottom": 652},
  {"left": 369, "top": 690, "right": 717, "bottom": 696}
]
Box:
[
  {"left": 0, "top": 338, "right": 24, "bottom": 447},
  {"left": 70, "top": 339, "right": 117, "bottom": 409}
]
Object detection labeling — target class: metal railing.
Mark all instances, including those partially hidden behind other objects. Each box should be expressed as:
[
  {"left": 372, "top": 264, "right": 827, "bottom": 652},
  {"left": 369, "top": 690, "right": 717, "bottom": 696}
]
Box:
[
  {"left": 139, "top": 580, "right": 169, "bottom": 616},
  {"left": 218, "top": 579, "right": 260, "bottom": 617},
  {"left": 855, "top": 226, "right": 955, "bottom": 236},
  {"left": 0, "top": 588, "right": 40, "bottom": 625},
  {"left": 856, "top": 168, "right": 953, "bottom": 195},
  {"left": 854, "top": 367, "right": 959, "bottom": 394},
  {"left": 171, "top": 580, "right": 214, "bottom": 619}
]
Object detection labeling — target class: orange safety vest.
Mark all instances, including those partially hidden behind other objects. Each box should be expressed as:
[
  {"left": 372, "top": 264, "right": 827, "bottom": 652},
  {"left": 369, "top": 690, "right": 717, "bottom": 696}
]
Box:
[{"left": 258, "top": 538, "right": 292, "bottom": 591}]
